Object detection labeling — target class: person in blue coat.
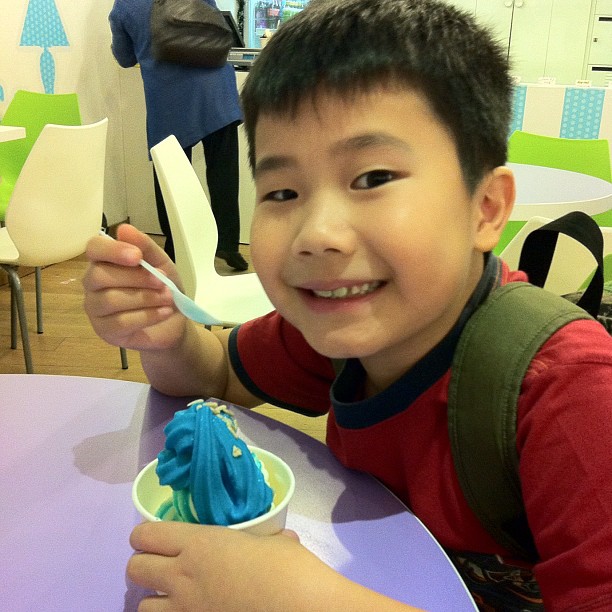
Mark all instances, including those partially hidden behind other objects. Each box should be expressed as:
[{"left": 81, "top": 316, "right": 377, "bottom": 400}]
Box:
[{"left": 109, "top": 0, "right": 248, "bottom": 271}]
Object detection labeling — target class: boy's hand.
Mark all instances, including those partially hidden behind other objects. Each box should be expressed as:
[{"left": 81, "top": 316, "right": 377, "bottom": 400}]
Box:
[
  {"left": 128, "top": 522, "right": 309, "bottom": 611},
  {"left": 83, "top": 224, "right": 185, "bottom": 352},
  {"left": 127, "top": 522, "right": 422, "bottom": 611}
]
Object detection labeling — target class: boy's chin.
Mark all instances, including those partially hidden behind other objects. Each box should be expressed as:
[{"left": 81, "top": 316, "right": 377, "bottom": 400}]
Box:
[{"left": 302, "top": 330, "right": 377, "bottom": 361}]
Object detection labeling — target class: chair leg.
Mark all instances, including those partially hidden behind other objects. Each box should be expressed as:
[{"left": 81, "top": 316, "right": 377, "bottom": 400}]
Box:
[
  {"left": 10, "top": 284, "right": 18, "bottom": 349},
  {"left": 4, "top": 266, "right": 33, "bottom": 373},
  {"left": 35, "top": 266, "right": 43, "bottom": 334},
  {"left": 120, "top": 346, "right": 129, "bottom": 369},
  {"left": 10, "top": 286, "right": 17, "bottom": 348}
]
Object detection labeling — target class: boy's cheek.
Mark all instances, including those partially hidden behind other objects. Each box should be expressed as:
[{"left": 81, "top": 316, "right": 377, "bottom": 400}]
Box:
[{"left": 248, "top": 235, "right": 277, "bottom": 283}]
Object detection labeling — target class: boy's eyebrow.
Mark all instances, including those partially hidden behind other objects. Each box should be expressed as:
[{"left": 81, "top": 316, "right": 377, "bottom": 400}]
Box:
[
  {"left": 254, "top": 155, "right": 295, "bottom": 179},
  {"left": 333, "top": 132, "right": 412, "bottom": 155},
  {"left": 254, "top": 132, "right": 411, "bottom": 178}
]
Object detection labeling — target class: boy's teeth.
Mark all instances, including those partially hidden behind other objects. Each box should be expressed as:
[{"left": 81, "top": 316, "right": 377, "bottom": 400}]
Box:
[{"left": 313, "top": 281, "right": 380, "bottom": 299}]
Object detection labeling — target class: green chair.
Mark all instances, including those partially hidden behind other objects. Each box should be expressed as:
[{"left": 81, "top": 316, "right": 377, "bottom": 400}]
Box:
[
  {"left": 495, "top": 131, "right": 612, "bottom": 255},
  {"left": 507, "top": 131, "right": 611, "bottom": 182},
  {"left": 0, "top": 119, "right": 108, "bottom": 373},
  {"left": 0, "top": 90, "right": 82, "bottom": 222},
  {"left": 0, "top": 92, "right": 126, "bottom": 369},
  {"left": 0, "top": 90, "right": 81, "bottom": 334}
]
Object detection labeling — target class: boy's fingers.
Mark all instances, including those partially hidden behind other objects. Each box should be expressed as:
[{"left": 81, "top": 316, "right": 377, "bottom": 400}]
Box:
[
  {"left": 136, "top": 594, "right": 171, "bottom": 612},
  {"left": 117, "top": 223, "right": 170, "bottom": 269},
  {"left": 88, "top": 224, "right": 165, "bottom": 269},
  {"left": 131, "top": 521, "right": 300, "bottom": 556},
  {"left": 127, "top": 551, "right": 173, "bottom": 592},
  {"left": 86, "top": 234, "right": 142, "bottom": 268},
  {"left": 281, "top": 529, "right": 300, "bottom": 541},
  {"left": 130, "top": 521, "right": 200, "bottom": 556}
]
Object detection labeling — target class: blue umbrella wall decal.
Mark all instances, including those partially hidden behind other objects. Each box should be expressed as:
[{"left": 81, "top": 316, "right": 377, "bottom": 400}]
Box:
[{"left": 20, "top": 0, "right": 69, "bottom": 94}]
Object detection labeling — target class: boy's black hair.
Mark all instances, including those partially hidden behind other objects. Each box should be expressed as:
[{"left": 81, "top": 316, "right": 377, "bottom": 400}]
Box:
[{"left": 240, "top": 0, "right": 513, "bottom": 192}]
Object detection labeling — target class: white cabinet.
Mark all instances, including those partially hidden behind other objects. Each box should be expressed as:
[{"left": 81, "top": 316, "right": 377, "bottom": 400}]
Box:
[
  {"left": 589, "top": 14, "right": 612, "bottom": 64},
  {"left": 444, "top": 1, "right": 594, "bottom": 84},
  {"left": 445, "top": 1, "right": 513, "bottom": 48},
  {"left": 507, "top": 0, "right": 554, "bottom": 81},
  {"left": 445, "top": 0, "right": 477, "bottom": 12},
  {"left": 586, "top": 0, "right": 612, "bottom": 86},
  {"left": 535, "top": 1, "right": 593, "bottom": 84},
  {"left": 471, "top": 1, "right": 514, "bottom": 52}
]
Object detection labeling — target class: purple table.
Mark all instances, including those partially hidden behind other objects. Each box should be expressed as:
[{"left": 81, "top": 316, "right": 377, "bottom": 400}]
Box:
[{"left": 1, "top": 375, "right": 475, "bottom": 611}]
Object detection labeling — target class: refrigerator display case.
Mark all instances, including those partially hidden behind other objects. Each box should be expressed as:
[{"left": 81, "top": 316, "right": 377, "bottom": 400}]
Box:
[{"left": 244, "top": 0, "right": 309, "bottom": 48}]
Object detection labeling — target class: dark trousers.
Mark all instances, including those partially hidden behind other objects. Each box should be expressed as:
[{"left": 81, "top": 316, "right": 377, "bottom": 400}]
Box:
[{"left": 153, "top": 121, "right": 241, "bottom": 261}]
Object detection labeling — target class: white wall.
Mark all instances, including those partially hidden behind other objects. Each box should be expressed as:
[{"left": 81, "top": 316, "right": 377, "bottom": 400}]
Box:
[{"left": 0, "top": 0, "right": 135, "bottom": 228}]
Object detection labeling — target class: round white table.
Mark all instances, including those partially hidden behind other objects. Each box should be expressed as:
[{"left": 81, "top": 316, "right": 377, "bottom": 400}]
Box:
[
  {"left": 0, "top": 375, "right": 476, "bottom": 611},
  {"left": 508, "top": 162, "right": 612, "bottom": 221}
]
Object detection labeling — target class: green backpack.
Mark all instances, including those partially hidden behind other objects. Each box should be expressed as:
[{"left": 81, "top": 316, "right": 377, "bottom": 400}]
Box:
[
  {"left": 447, "top": 282, "right": 592, "bottom": 561},
  {"left": 448, "top": 212, "right": 606, "bottom": 561}
]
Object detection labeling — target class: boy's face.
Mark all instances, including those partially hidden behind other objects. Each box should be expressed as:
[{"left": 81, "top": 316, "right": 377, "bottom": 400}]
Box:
[{"left": 250, "top": 86, "right": 508, "bottom": 389}]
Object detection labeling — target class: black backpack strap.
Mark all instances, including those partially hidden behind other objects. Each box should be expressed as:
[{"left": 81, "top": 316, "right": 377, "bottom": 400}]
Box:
[
  {"left": 448, "top": 282, "right": 592, "bottom": 561},
  {"left": 518, "top": 211, "right": 604, "bottom": 318}
]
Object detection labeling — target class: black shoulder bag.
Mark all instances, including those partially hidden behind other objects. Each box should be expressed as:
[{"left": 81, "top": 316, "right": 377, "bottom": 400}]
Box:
[{"left": 150, "top": 0, "right": 233, "bottom": 68}]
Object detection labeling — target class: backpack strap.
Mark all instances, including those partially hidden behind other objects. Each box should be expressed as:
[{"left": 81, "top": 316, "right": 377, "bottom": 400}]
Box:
[
  {"left": 518, "top": 211, "right": 604, "bottom": 319},
  {"left": 448, "top": 282, "right": 593, "bottom": 561}
]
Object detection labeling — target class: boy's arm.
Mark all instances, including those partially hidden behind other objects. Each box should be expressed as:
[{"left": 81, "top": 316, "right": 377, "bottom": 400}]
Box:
[
  {"left": 128, "top": 522, "right": 425, "bottom": 611},
  {"left": 140, "top": 323, "right": 263, "bottom": 405},
  {"left": 83, "top": 224, "right": 261, "bottom": 405}
]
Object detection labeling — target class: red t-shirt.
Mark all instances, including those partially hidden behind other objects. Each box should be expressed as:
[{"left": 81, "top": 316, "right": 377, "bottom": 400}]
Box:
[{"left": 229, "top": 261, "right": 612, "bottom": 611}]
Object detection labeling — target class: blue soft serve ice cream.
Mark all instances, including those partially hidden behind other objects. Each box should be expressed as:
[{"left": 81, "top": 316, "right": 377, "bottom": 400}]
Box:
[{"left": 155, "top": 400, "right": 274, "bottom": 525}]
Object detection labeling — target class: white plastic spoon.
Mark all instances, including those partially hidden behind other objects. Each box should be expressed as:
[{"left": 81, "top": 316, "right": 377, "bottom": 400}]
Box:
[{"left": 100, "top": 232, "right": 221, "bottom": 326}]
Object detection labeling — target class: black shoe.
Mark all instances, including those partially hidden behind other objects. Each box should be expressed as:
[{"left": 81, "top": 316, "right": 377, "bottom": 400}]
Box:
[{"left": 215, "top": 250, "right": 248, "bottom": 272}]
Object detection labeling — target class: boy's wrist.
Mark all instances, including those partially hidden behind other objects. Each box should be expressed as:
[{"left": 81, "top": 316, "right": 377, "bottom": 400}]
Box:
[{"left": 142, "top": 321, "right": 236, "bottom": 400}]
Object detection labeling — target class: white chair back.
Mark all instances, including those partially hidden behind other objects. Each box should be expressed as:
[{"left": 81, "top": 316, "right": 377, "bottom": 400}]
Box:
[
  {"left": 150, "top": 134, "right": 216, "bottom": 299},
  {"left": 5, "top": 118, "right": 108, "bottom": 267},
  {"left": 151, "top": 134, "right": 274, "bottom": 326}
]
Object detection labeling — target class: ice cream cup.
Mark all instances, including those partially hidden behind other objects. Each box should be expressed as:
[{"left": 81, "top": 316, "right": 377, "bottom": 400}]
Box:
[{"left": 132, "top": 446, "right": 295, "bottom": 536}]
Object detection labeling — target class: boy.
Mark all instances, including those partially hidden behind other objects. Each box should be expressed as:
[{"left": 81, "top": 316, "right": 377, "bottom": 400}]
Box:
[{"left": 84, "top": 0, "right": 612, "bottom": 609}]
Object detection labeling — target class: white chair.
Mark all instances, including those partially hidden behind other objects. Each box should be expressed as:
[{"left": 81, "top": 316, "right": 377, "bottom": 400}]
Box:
[
  {"left": 150, "top": 134, "right": 274, "bottom": 329},
  {"left": 500, "top": 216, "right": 612, "bottom": 296},
  {"left": 0, "top": 118, "right": 109, "bottom": 373}
]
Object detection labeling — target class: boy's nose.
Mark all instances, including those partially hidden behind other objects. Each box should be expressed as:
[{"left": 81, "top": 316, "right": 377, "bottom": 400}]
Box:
[{"left": 291, "top": 197, "right": 356, "bottom": 258}]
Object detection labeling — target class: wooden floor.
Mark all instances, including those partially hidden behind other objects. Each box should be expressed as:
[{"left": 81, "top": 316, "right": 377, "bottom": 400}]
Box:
[{"left": 0, "top": 239, "right": 328, "bottom": 443}]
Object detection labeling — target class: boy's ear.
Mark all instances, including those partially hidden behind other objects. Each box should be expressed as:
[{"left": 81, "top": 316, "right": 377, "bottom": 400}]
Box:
[{"left": 472, "top": 166, "right": 515, "bottom": 253}]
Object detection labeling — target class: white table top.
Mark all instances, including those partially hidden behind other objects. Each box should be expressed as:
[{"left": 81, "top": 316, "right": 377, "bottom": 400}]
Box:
[
  {"left": 0, "top": 125, "right": 26, "bottom": 143},
  {"left": 0, "top": 375, "right": 476, "bottom": 611},
  {"left": 508, "top": 162, "right": 612, "bottom": 221}
]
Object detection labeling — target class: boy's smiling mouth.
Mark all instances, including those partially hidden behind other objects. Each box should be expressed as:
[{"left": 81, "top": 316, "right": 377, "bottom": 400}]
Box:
[{"left": 309, "top": 281, "right": 383, "bottom": 299}]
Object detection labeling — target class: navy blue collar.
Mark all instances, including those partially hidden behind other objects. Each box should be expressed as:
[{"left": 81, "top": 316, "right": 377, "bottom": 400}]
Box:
[{"left": 331, "top": 254, "right": 502, "bottom": 429}]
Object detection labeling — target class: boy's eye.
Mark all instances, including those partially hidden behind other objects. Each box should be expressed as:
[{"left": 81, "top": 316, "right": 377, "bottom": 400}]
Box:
[
  {"left": 352, "top": 170, "right": 395, "bottom": 190},
  {"left": 263, "top": 189, "right": 298, "bottom": 202}
]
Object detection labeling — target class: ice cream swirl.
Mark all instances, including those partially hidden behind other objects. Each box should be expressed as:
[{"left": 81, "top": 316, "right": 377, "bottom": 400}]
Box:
[{"left": 156, "top": 400, "right": 273, "bottom": 525}]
